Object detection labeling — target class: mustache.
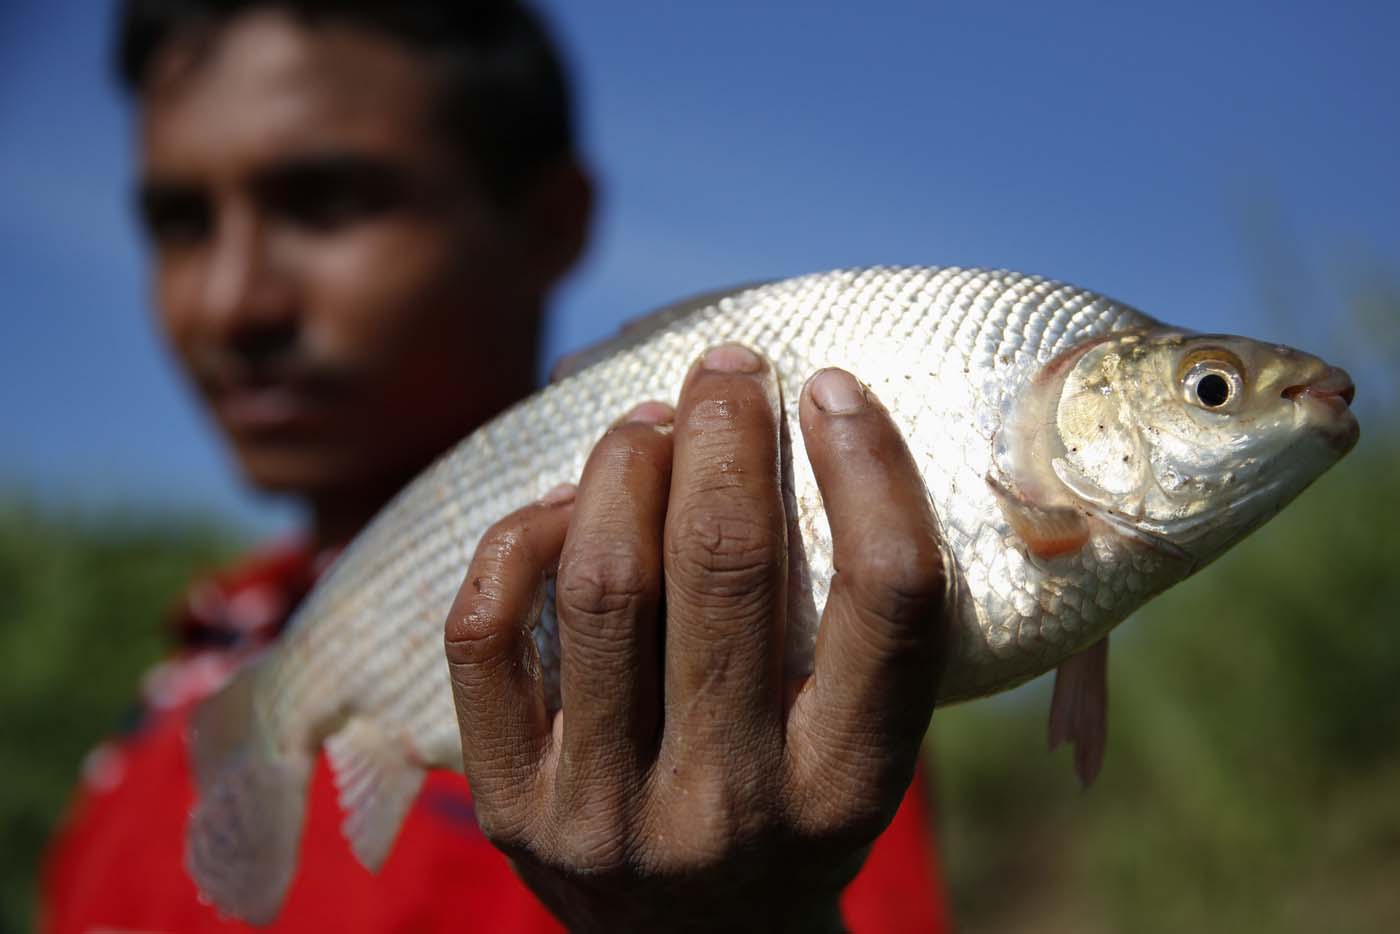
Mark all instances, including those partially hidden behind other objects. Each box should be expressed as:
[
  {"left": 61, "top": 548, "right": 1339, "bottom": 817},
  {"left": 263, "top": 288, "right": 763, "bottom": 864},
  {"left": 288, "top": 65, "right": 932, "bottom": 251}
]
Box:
[{"left": 185, "top": 343, "right": 350, "bottom": 398}]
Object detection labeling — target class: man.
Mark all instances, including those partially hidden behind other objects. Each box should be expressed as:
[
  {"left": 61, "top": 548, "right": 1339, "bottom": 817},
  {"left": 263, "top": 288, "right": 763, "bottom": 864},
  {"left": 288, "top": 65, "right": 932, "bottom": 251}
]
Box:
[{"left": 44, "top": 2, "right": 950, "bottom": 930}]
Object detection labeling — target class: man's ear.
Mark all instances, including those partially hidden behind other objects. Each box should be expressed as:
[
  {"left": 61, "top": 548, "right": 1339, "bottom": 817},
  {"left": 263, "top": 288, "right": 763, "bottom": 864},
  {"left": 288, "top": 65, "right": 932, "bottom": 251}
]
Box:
[{"left": 518, "top": 157, "right": 595, "bottom": 286}]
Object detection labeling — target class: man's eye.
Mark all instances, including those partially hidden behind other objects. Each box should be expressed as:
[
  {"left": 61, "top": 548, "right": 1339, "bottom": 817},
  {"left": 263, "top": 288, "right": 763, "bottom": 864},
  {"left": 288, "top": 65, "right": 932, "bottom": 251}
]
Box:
[
  {"left": 272, "top": 178, "right": 395, "bottom": 231},
  {"left": 139, "top": 191, "right": 213, "bottom": 246}
]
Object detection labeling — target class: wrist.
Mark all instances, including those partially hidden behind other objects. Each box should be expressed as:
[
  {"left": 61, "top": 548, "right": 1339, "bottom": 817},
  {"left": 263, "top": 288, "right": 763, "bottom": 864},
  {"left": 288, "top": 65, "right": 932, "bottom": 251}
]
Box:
[{"left": 555, "top": 889, "right": 846, "bottom": 934}]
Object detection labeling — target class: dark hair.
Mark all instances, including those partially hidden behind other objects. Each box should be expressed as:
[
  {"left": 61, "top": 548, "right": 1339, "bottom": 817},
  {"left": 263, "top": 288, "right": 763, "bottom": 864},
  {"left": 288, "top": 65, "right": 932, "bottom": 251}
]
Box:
[{"left": 115, "top": 0, "right": 577, "bottom": 202}]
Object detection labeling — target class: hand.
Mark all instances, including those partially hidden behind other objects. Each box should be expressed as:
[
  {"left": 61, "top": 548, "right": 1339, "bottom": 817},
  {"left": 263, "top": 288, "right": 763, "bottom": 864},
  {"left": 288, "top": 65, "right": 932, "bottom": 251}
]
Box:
[{"left": 445, "top": 345, "right": 948, "bottom": 932}]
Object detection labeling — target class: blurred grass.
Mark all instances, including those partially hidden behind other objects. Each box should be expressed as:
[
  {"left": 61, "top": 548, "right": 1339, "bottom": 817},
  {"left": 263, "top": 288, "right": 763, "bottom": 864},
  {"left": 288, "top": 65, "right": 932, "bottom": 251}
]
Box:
[
  {"left": 932, "top": 432, "right": 1400, "bottom": 933},
  {"left": 0, "top": 504, "right": 238, "bottom": 933}
]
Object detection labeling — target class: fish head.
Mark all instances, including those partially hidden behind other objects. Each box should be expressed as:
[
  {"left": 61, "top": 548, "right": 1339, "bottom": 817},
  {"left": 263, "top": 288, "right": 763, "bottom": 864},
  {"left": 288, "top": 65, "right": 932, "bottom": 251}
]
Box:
[{"left": 1048, "top": 330, "right": 1358, "bottom": 567}]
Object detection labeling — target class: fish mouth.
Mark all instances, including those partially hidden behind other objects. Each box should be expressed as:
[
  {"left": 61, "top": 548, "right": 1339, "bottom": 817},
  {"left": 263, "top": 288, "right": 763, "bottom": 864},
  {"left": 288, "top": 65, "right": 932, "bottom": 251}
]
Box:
[{"left": 1282, "top": 366, "right": 1359, "bottom": 453}]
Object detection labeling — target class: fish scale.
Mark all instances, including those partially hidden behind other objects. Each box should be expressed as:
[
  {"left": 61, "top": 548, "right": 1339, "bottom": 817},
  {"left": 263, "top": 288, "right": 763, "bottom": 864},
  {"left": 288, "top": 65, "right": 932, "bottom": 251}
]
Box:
[{"left": 186, "top": 265, "right": 1357, "bottom": 925}]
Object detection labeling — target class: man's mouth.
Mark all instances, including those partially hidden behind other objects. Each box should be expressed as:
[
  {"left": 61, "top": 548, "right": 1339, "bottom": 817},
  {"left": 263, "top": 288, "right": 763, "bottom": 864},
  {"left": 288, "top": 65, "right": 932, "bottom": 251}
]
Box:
[
  {"left": 197, "top": 358, "right": 338, "bottom": 434},
  {"left": 210, "top": 382, "right": 319, "bottom": 433}
]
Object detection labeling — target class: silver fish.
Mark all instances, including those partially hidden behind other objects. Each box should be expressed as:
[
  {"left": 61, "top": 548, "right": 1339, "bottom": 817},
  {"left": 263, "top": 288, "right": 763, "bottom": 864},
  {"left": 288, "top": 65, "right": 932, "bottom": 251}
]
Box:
[{"left": 186, "top": 266, "right": 1358, "bottom": 923}]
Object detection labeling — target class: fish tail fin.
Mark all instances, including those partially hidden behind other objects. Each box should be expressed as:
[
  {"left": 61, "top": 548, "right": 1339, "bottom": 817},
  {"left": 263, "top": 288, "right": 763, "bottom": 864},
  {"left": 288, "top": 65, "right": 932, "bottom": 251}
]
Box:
[{"left": 185, "top": 665, "right": 312, "bottom": 925}]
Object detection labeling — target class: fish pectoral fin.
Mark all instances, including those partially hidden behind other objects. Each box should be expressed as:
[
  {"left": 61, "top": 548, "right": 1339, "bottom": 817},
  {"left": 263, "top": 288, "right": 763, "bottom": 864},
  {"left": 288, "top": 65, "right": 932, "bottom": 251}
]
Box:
[
  {"left": 1049, "top": 636, "right": 1109, "bottom": 787},
  {"left": 325, "top": 717, "right": 427, "bottom": 872},
  {"left": 988, "top": 473, "right": 1090, "bottom": 559}
]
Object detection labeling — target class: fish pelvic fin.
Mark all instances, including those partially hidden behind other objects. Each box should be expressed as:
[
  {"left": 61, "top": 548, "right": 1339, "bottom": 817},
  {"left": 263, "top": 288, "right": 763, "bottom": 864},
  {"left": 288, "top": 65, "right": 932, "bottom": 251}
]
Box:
[
  {"left": 325, "top": 717, "right": 427, "bottom": 872},
  {"left": 1049, "top": 636, "right": 1109, "bottom": 787},
  {"left": 185, "top": 665, "right": 312, "bottom": 925}
]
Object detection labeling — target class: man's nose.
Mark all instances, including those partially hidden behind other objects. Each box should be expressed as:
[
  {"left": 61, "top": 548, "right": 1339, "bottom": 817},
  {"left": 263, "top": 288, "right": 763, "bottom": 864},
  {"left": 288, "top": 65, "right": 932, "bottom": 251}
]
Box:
[{"left": 197, "top": 210, "right": 297, "bottom": 346}]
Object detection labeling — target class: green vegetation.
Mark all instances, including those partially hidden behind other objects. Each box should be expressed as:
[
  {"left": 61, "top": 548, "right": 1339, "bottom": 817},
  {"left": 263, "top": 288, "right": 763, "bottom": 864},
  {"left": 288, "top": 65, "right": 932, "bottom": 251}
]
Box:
[
  {"left": 933, "top": 438, "right": 1400, "bottom": 933},
  {"left": 0, "top": 506, "right": 238, "bottom": 933}
]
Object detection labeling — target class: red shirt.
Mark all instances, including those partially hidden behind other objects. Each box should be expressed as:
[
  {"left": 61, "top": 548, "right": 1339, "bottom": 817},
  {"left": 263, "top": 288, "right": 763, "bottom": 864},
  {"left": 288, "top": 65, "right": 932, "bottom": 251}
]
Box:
[{"left": 42, "top": 541, "right": 949, "bottom": 932}]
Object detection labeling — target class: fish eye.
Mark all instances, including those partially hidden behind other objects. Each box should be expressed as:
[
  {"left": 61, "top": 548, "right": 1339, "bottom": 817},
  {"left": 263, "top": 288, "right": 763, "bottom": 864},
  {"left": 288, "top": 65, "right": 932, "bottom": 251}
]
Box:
[
  {"left": 1196, "top": 373, "right": 1231, "bottom": 407},
  {"left": 1181, "top": 355, "right": 1245, "bottom": 412}
]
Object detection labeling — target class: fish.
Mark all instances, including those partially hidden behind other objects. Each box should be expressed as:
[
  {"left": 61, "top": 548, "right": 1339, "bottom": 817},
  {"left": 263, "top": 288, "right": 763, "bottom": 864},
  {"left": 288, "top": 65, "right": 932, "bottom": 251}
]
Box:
[{"left": 185, "top": 266, "right": 1359, "bottom": 923}]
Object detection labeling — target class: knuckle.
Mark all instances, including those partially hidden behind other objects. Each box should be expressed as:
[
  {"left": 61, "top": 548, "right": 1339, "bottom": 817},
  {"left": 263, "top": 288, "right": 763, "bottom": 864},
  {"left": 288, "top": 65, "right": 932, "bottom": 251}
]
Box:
[
  {"left": 553, "top": 821, "right": 632, "bottom": 877},
  {"left": 783, "top": 745, "right": 896, "bottom": 850},
  {"left": 443, "top": 596, "right": 511, "bottom": 668},
  {"left": 794, "top": 783, "right": 893, "bottom": 852},
  {"left": 529, "top": 791, "right": 641, "bottom": 879},
  {"left": 648, "top": 762, "right": 774, "bottom": 867},
  {"left": 666, "top": 505, "right": 783, "bottom": 598},
  {"left": 445, "top": 510, "right": 552, "bottom": 668},
  {"left": 559, "top": 550, "right": 653, "bottom": 623},
  {"left": 785, "top": 710, "right": 924, "bottom": 847},
  {"left": 473, "top": 802, "right": 534, "bottom": 854},
  {"left": 844, "top": 534, "right": 945, "bottom": 620}
]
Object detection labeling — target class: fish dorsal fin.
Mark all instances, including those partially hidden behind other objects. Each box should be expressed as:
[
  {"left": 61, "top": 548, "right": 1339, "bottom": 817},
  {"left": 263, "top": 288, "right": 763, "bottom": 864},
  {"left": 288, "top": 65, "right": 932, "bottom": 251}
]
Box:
[
  {"left": 1049, "top": 636, "right": 1109, "bottom": 787},
  {"left": 325, "top": 717, "right": 427, "bottom": 872}
]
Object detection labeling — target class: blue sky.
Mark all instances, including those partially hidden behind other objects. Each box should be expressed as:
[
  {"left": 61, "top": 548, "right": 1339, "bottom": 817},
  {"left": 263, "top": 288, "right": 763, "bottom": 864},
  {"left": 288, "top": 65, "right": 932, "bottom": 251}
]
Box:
[{"left": 2, "top": 0, "right": 1396, "bottom": 534}]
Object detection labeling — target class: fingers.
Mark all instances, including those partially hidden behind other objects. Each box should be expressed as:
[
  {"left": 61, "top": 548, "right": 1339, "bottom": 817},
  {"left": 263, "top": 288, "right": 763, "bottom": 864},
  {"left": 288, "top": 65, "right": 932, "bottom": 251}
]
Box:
[
  {"left": 788, "top": 369, "right": 947, "bottom": 804},
  {"left": 445, "top": 487, "right": 574, "bottom": 814},
  {"left": 555, "top": 402, "right": 674, "bottom": 782},
  {"left": 446, "top": 355, "right": 947, "bottom": 910},
  {"left": 662, "top": 344, "right": 788, "bottom": 761}
]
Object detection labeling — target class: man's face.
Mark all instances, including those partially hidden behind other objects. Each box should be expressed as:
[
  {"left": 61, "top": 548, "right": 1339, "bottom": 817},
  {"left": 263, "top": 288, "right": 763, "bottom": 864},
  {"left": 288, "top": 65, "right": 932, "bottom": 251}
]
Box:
[{"left": 138, "top": 11, "right": 551, "bottom": 504}]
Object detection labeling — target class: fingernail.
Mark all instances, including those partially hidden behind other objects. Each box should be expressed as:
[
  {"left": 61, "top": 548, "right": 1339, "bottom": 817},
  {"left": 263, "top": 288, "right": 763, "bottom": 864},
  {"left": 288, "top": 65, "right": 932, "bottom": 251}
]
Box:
[
  {"left": 809, "top": 368, "right": 868, "bottom": 414},
  {"left": 702, "top": 343, "right": 762, "bottom": 374},
  {"left": 538, "top": 483, "right": 577, "bottom": 506},
  {"left": 621, "top": 401, "right": 674, "bottom": 425}
]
